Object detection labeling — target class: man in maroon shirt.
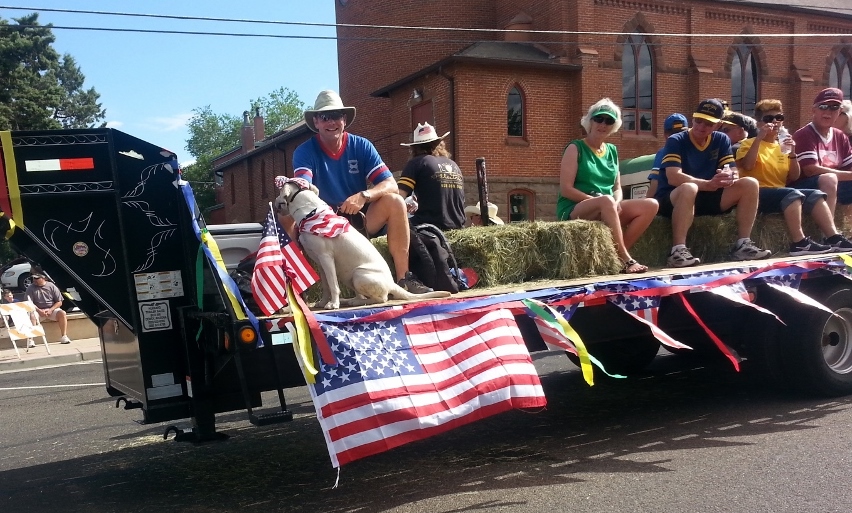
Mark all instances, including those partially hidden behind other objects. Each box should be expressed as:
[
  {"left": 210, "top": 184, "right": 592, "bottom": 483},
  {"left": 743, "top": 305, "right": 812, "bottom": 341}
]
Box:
[{"left": 791, "top": 88, "right": 852, "bottom": 230}]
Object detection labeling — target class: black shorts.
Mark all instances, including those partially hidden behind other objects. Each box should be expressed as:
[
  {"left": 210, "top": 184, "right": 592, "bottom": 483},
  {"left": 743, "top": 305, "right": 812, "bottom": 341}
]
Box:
[{"left": 657, "top": 189, "right": 731, "bottom": 218}]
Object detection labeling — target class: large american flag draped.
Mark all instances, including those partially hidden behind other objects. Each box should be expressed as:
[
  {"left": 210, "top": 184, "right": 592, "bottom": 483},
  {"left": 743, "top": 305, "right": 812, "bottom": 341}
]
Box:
[
  {"left": 251, "top": 208, "right": 318, "bottom": 315},
  {"left": 305, "top": 308, "right": 546, "bottom": 467}
]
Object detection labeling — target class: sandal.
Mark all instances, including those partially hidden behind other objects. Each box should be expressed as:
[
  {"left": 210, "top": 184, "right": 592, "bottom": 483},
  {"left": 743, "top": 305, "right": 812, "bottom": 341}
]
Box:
[{"left": 621, "top": 258, "right": 648, "bottom": 274}]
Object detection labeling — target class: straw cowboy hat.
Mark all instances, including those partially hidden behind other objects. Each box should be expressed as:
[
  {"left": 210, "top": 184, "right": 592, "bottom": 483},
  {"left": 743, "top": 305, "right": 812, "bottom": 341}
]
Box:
[
  {"left": 304, "top": 90, "right": 356, "bottom": 133},
  {"left": 464, "top": 202, "right": 504, "bottom": 225},
  {"left": 400, "top": 122, "right": 450, "bottom": 146}
]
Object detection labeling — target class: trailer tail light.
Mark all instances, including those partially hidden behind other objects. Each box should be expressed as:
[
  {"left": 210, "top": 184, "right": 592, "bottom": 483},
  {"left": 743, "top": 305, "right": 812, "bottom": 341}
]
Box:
[{"left": 238, "top": 325, "right": 257, "bottom": 347}]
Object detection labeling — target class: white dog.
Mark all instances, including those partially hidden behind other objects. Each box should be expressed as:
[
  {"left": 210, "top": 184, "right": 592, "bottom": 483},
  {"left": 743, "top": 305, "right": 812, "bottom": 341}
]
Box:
[{"left": 275, "top": 179, "right": 451, "bottom": 309}]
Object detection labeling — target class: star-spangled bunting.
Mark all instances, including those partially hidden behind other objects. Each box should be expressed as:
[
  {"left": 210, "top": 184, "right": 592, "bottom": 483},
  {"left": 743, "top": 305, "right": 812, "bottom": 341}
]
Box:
[
  {"left": 251, "top": 208, "right": 318, "bottom": 316},
  {"left": 304, "top": 308, "right": 546, "bottom": 468}
]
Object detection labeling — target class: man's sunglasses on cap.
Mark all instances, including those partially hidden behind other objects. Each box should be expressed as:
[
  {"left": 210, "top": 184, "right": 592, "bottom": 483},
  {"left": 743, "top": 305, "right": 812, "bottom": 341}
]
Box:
[
  {"left": 591, "top": 115, "right": 616, "bottom": 125},
  {"left": 317, "top": 111, "right": 346, "bottom": 122},
  {"left": 818, "top": 103, "right": 841, "bottom": 111},
  {"left": 761, "top": 114, "right": 785, "bottom": 123}
]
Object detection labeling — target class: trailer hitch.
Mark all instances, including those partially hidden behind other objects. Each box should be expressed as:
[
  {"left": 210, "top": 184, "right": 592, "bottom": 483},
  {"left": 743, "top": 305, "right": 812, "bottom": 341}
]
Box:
[
  {"left": 163, "top": 425, "right": 229, "bottom": 443},
  {"left": 115, "top": 397, "right": 142, "bottom": 410}
]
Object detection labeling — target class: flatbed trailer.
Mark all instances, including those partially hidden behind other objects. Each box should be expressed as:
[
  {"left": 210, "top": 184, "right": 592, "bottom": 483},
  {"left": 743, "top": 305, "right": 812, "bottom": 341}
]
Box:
[{"left": 0, "top": 128, "right": 850, "bottom": 448}]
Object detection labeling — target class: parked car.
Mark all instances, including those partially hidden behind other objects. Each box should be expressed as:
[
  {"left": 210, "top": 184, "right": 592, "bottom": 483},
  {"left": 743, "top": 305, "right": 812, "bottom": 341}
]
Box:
[{"left": 0, "top": 258, "right": 33, "bottom": 292}]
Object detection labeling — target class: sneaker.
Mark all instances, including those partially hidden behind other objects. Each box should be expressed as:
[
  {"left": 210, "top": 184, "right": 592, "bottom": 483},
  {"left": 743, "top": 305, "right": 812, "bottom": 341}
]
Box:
[
  {"left": 60, "top": 335, "right": 71, "bottom": 344},
  {"left": 730, "top": 239, "right": 772, "bottom": 261},
  {"left": 824, "top": 234, "right": 852, "bottom": 251},
  {"left": 398, "top": 272, "right": 433, "bottom": 294},
  {"left": 789, "top": 237, "right": 834, "bottom": 256},
  {"left": 27, "top": 338, "right": 35, "bottom": 348},
  {"left": 667, "top": 246, "right": 700, "bottom": 268}
]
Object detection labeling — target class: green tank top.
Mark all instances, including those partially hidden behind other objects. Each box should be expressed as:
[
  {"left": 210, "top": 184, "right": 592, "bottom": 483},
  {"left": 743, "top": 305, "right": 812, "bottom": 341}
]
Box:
[{"left": 556, "top": 140, "right": 619, "bottom": 220}]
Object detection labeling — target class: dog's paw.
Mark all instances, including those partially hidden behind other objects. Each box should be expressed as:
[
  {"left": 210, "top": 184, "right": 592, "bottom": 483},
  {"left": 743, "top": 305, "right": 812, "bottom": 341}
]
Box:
[{"left": 315, "top": 301, "right": 340, "bottom": 310}]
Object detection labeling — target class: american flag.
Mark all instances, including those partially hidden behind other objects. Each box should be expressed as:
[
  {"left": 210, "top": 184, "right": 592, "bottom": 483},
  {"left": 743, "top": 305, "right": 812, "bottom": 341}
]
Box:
[
  {"left": 305, "top": 308, "right": 546, "bottom": 467},
  {"left": 608, "top": 293, "right": 691, "bottom": 351},
  {"left": 251, "top": 209, "right": 318, "bottom": 315}
]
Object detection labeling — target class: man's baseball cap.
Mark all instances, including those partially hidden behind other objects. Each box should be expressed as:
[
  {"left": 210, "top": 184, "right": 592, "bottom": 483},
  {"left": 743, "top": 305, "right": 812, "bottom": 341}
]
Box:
[
  {"left": 814, "top": 87, "right": 844, "bottom": 106},
  {"left": 693, "top": 99, "right": 725, "bottom": 124},
  {"left": 663, "top": 113, "right": 688, "bottom": 132}
]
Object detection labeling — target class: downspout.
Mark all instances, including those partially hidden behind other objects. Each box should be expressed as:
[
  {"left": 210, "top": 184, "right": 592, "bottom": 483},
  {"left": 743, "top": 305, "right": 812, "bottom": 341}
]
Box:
[{"left": 437, "top": 66, "right": 456, "bottom": 155}]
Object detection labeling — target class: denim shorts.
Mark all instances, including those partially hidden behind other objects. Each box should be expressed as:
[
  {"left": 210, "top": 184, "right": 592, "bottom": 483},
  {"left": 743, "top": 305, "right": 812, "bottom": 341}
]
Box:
[
  {"left": 757, "top": 187, "right": 826, "bottom": 214},
  {"left": 792, "top": 175, "right": 852, "bottom": 205}
]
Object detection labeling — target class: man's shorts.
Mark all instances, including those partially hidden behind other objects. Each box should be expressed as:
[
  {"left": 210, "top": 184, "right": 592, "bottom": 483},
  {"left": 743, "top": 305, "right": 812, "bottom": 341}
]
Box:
[
  {"left": 657, "top": 189, "right": 731, "bottom": 218},
  {"left": 757, "top": 187, "right": 826, "bottom": 214},
  {"left": 37, "top": 308, "right": 62, "bottom": 321},
  {"left": 792, "top": 175, "right": 852, "bottom": 205}
]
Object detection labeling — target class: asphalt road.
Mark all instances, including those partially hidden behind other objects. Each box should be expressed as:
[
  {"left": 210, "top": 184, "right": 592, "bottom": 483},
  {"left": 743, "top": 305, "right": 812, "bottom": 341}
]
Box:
[{"left": 1, "top": 351, "right": 851, "bottom": 513}]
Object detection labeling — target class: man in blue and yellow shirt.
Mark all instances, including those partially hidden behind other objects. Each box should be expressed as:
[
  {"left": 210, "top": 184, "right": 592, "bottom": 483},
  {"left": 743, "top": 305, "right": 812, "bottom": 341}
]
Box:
[{"left": 655, "top": 98, "right": 770, "bottom": 267}]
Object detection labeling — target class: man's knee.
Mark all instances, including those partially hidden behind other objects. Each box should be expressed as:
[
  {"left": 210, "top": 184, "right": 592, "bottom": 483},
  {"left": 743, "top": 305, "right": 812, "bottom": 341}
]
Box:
[{"left": 671, "top": 183, "right": 699, "bottom": 204}]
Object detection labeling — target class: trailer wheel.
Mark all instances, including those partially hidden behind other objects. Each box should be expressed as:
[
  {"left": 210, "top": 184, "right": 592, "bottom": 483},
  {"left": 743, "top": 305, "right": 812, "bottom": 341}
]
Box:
[
  {"left": 788, "top": 284, "right": 852, "bottom": 397},
  {"left": 566, "top": 336, "right": 660, "bottom": 376}
]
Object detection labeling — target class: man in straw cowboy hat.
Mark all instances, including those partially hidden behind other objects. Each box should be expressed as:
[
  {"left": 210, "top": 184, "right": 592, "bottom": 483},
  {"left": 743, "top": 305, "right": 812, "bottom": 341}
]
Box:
[
  {"left": 291, "top": 90, "right": 433, "bottom": 293},
  {"left": 464, "top": 202, "right": 504, "bottom": 226},
  {"left": 398, "top": 122, "right": 466, "bottom": 231}
]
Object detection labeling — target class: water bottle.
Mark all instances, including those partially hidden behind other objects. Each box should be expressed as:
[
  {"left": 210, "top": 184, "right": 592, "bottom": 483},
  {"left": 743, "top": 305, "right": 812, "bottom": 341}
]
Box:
[
  {"left": 778, "top": 126, "right": 793, "bottom": 155},
  {"left": 722, "top": 163, "right": 737, "bottom": 182}
]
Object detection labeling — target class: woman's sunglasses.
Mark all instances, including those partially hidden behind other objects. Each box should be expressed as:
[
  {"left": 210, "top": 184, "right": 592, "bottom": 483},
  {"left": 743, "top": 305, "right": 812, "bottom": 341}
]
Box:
[
  {"left": 317, "top": 111, "right": 346, "bottom": 122},
  {"left": 818, "top": 103, "right": 841, "bottom": 111},
  {"left": 761, "top": 114, "right": 785, "bottom": 123},
  {"left": 591, "top": 115, "right": 616, "bottom": 125}
]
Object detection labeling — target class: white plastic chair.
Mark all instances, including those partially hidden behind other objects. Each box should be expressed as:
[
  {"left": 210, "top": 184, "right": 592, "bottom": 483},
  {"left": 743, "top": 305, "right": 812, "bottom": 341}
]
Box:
[{"left": 0, "top": 300, "right": 50, "bottom": 360}]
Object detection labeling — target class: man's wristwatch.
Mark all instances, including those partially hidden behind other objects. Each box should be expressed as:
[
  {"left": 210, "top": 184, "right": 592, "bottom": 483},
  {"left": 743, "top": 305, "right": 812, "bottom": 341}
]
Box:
[{"left": 360, "top": 190, "right": 372, "bottom": 202}]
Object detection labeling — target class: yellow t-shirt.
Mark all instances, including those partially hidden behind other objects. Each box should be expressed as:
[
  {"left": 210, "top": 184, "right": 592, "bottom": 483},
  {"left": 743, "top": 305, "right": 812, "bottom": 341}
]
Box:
[{"left": 735, "top": 138, "right": 789, "bottom": 188}]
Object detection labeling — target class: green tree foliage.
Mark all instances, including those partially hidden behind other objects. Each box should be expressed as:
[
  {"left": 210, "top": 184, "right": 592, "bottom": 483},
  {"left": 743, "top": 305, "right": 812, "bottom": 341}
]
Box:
[
  {"left": 0, "top": 13, "right": 105, "bottom": 130},
  {"left": 183, "top": 87, "right": 305, "bottom": 214}
]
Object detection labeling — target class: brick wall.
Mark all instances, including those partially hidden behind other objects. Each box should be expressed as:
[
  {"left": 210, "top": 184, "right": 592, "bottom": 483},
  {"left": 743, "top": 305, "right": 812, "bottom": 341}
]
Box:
[{"left": 220, "top": 0, "right": 852, "bottom": 224}]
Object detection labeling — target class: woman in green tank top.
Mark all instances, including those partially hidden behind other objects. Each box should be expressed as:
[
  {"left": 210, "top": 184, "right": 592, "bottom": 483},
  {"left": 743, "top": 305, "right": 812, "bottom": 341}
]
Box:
[{"left": 558, "top": 98, "right": 659, "bottom": 273}]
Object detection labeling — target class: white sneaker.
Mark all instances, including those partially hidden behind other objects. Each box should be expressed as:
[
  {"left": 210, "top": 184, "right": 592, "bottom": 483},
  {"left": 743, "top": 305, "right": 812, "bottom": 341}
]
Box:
[
  {"left": 667, "top": 246, "right": 700, "bottom": 268},
  {"left": 60, "top": 335, "right": 71, "bottom": 344},
  {"left": 27, "top": 338, "right": 35, "bottom": 348},
  {"left": 730, "top": 239, "right": 772, "bottom": 261}
]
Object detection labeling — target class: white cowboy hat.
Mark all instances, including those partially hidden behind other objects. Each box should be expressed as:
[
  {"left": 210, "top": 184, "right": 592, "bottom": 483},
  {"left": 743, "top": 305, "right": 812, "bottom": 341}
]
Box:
[
  {"left": 464, "top": 202, "right": 504, "bottom": 225},
  {"left": 400, "top": 122, "right": 450, "bottom": 146},
  {"left": 304, "top": 90, "right": 356, "bottom": 133}
]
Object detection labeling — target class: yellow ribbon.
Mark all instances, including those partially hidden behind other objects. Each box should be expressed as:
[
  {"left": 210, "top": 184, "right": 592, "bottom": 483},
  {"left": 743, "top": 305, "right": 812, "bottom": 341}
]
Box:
[
  {"left": 286, "top": 282, "right": 318, "bottom": 384},
  {"left": 0, "top": 131, "right": 23, "bottom": 228},
  {"left": 839, "top": 254, "right": 852, "bottom": 269},
  {"left": 200, "top": 228, "right": 247, "bottom": 321}
]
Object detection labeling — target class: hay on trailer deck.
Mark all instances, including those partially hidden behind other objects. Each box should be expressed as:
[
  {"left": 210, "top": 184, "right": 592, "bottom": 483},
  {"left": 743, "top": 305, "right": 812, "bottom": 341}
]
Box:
[{"left": 629, "top": 211, "right": 838, "bottom": 268}]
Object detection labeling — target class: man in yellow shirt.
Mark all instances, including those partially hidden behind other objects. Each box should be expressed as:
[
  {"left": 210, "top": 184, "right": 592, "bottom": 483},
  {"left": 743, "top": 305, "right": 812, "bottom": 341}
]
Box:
[{"left": 736, "top": 98, "right": 852, "bottom": 255}]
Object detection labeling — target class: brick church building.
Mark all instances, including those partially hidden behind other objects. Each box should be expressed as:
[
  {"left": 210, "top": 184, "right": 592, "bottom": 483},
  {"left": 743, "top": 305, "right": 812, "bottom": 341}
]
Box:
[{"left": 214, "top": 0, "right": 851, "bottom": 224}]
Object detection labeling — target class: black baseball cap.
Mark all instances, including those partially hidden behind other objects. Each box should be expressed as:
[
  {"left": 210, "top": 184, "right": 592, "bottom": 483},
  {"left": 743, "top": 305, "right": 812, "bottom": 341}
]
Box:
[{"left": 693, "top": 99, "right": 725, "bottom": 124}]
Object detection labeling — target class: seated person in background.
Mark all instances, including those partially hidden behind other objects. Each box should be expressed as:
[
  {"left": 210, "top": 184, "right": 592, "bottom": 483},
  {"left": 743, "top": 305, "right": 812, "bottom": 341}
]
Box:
[
  {"left": 736, "top": 98, "right": 852, "bottom": 255},
  {"left": 26, "top": 272, "right": 70, "bottom": 344},
  {"left": 791, "top": 88, "right": 852, "bottom": 227},
  {"left": 558, "top": 98, "right": 658, "bottom": 274},
  {"left": 1, "top": 289, "right": 16, "bottom": 304},
  {"left": 656, "top": 98, "right": 770, "bottom": 267},
  {"left": 464, "top": 202, "right": 504, "bottom": 226},
  {"left": 397, "top": 123, "right": 466, "bottom": 231},
  {"left": 648, "top": 113, "right": 689, "bottom": 198},
  {"left": 835, "top": 100, "right": 852, "bottom": 139},
  {"left": 719, "top": 111, "right": 757, "bottom": 154}
]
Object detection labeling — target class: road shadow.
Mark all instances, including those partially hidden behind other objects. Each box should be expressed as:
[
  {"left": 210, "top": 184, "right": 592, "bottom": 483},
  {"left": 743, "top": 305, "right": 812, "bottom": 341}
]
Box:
[{"left": 2, "top": 352, "right": 849, "bottom": 513}]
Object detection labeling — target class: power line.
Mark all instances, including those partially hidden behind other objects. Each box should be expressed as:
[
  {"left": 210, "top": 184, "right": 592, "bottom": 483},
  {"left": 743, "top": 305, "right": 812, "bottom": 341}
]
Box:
[
  {"left": 2, "top": 24, "right": 852, "bottom": 49},
  {"left": 0, "top": 5, "right": 850, "bottom": 38}
]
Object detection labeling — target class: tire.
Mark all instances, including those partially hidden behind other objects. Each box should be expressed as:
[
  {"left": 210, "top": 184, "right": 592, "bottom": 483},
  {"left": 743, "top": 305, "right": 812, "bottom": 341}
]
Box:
[
  {"left": 784, "top": 283, "right": 852, "bottom": 397},
  {"left": 16, "top": 272, "right": 31, "bottom": 291},
  {"left": 566, "top": 335, "right": 660, "bottom": 376}
]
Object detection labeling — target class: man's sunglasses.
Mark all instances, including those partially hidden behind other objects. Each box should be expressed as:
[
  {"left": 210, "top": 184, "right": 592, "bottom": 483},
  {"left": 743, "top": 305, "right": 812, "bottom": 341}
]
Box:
[
  {"left": 818, "top": 103, "right": 841, "bottom": 111},
  {"left": 316, "top": 111, "right": 346, "bottom": 122},
  {"left": 591, "top": 115, "right": 616, "bottom": 125},
  {"left": 761, "top": 114, "right": 785, "bottom": 123}
]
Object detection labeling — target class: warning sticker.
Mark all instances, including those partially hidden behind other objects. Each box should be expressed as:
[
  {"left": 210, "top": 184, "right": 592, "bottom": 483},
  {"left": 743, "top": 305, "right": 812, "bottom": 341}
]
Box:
[
  {"left": 134, "top": 271, "right": 184, "bottom": 301},
  {"left": 139, "top": 300, "right": 172, "bottom": 332}
]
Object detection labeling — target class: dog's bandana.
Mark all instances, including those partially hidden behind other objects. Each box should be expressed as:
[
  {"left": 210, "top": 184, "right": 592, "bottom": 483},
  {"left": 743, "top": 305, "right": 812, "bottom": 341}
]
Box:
[
  {"left": 298, "top": 205, "right": 351, "bottom": 238},
  {"left": 275, "top": 175, "right": 311, "bottom": 191}
]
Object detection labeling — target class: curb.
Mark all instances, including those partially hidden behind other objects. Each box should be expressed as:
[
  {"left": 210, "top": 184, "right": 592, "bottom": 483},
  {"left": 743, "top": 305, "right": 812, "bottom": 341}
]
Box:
[{"left": 0, "top": 349, "right": 101, "bottom": 372}]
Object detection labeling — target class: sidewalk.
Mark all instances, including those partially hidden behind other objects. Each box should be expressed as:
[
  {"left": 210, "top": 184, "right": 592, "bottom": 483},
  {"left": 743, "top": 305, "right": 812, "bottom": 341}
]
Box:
[{"left": 0, "top": 336, "right": 102, "bottom": 372}]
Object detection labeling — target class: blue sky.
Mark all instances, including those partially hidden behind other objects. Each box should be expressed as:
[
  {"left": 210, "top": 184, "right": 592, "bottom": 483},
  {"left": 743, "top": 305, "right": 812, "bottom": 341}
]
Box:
[{"left": 0, "top": 2, "right": 339, "bottom": 164}]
